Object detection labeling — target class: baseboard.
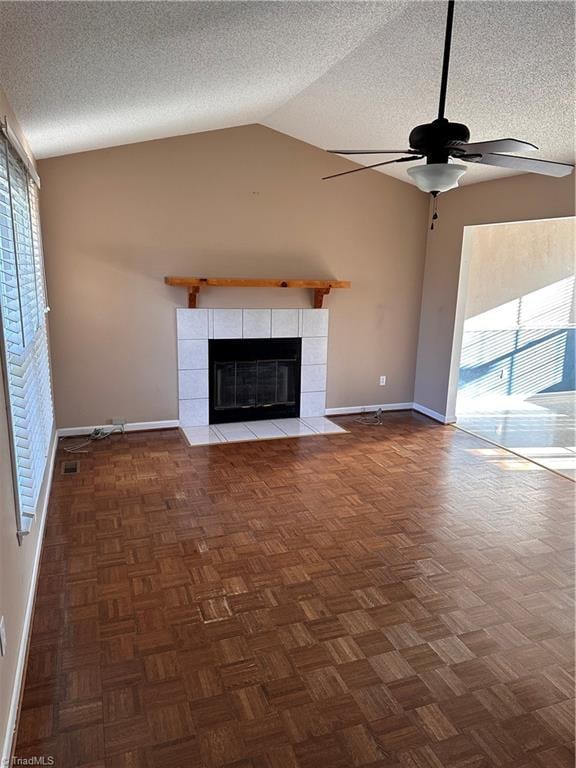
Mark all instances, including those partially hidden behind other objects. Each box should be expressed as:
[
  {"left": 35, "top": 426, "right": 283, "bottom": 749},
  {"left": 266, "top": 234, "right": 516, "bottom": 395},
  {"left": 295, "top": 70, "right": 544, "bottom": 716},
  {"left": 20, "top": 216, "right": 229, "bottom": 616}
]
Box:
[
  {"left": 126, "top": 420, "right": 179, "bottom": 432},
  {"left": 58, "top": 410, "right": 454, "bottom": 436},
  {"left": 57, "top": 419, "right": 179, "bottom": 437},
  {"left": 325, "top": 403, "right": 413, "bottom": 416},
  {"left": 412, "top": 402, "right": 452, "bottom": 424},
  {"left": 325, "top": 402, "right": 453, "bottom": 424},
  {"left": 2, "top": 429, "right": 58, "bottom": 765}
]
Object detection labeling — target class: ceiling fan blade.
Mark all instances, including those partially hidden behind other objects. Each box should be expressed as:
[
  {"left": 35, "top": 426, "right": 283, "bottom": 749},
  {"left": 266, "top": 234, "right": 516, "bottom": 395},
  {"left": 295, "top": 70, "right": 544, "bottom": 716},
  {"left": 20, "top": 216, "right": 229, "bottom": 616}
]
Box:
[
  {"left": 450, "top": 138, "right": 538, "bottom": 155},
  {"left": 462, "top": 153, "right": 574, "bottom": 177},
  {"left": 323, "top": 156, "right": 421, "bottom": 181},
  {"left": 327, "top": 149, "right": 415, "bottom": 155}
]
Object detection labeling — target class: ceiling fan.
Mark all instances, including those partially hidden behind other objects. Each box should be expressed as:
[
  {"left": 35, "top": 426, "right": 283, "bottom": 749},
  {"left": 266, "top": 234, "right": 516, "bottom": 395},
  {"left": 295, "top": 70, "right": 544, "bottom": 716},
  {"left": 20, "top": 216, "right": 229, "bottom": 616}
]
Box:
[{"left": 323, "top": 0, "right": 574, "bottom": 196}]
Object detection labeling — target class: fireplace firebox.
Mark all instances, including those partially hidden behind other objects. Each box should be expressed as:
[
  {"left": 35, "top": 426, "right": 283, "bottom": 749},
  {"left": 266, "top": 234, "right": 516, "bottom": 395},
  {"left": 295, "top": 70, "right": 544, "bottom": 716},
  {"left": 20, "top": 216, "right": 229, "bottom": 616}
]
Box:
[{"left": 208, "top": 338, "right": 302, "bottom": 424}]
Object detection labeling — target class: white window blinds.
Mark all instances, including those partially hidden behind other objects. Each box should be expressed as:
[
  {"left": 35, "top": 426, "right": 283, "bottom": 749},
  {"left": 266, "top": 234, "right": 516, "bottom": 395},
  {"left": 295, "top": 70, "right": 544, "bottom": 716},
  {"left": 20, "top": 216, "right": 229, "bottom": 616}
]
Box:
[{"left": 0, "top": 128, "right": 54, "bottom": 537}]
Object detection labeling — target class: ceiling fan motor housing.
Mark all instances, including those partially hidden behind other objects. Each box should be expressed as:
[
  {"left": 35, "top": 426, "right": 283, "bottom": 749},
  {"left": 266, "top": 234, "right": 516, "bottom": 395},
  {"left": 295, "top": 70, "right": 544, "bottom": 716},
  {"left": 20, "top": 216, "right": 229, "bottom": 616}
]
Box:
[{"left": 409, "top": 118, "right": 470, "bottom": 162}]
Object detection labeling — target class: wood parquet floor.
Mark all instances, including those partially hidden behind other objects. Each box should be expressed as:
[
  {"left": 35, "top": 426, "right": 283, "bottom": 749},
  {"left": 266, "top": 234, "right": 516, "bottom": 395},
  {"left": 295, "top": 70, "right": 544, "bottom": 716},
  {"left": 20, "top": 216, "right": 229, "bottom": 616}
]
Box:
[{"left": 15, "top": 413, "right": 575, "bottom": 768}]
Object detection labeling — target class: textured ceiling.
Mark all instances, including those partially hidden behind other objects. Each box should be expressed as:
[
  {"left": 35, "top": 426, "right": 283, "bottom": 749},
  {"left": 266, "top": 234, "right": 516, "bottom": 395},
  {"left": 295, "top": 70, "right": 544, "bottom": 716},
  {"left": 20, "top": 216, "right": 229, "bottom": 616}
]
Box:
[
  {"left": 0, "top": 0, "right": 574, "bottom": 187},
  {"left": 265, "top": 0, "right": 576, "bottom": 184},
  {"left": 0, "top": 1, "right": 403, "bottom": 156}
]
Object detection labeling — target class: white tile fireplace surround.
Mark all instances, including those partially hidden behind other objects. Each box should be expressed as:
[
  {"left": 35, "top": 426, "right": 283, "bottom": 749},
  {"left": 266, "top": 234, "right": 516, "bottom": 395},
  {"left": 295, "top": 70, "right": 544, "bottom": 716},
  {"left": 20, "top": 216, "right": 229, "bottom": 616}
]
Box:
[{"left": 177, "top": 308, "right": 329, "bottom": 428}]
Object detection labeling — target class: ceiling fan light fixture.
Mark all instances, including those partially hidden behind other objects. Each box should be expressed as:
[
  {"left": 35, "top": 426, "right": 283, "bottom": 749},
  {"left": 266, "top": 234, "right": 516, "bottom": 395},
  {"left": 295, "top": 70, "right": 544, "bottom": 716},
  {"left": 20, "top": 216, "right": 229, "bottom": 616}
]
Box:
[{"left": 407, "top": 162, "right": 467, "bottom": 193}]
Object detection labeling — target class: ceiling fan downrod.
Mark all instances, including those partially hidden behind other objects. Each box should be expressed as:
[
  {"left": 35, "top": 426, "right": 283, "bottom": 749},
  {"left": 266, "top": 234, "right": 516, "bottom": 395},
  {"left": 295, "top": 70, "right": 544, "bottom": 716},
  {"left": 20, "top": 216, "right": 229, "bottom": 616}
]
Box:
[
  {"left": 408, "top": 0, "right": 469, "bottom": 164},
  {"left": 437, "top": 0, "right": 455, "bottom": 121}
]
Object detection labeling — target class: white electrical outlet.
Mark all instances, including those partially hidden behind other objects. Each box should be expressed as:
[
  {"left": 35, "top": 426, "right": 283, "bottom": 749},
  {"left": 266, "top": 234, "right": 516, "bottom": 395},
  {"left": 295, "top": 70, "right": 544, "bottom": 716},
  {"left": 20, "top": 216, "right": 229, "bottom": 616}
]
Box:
[
  {"left": 379, "top": 375, "right": 387, "bottom": 386},
  {"left": 0, "top": 616, "right": 6, "bottom": 656}
]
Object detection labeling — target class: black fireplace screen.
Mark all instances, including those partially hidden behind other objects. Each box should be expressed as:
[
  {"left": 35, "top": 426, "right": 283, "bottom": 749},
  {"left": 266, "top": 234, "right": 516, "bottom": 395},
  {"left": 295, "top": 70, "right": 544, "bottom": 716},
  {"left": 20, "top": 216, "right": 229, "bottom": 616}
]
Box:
[{"left": 209, "top": 338, "right": 301, "bottom": 423}]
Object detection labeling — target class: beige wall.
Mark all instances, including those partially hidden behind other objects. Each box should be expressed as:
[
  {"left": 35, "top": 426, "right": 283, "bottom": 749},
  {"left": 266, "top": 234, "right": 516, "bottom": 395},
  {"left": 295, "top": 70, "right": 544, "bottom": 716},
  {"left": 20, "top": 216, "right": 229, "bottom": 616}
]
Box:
[
  {"left": 456, "top": 217, "right": 576, "bottom": 404},
  {"left": 464, "top": 218, "right": 575, "bottom": 320},
  {"left": 38, "top": 124, "right": 429, "bottom": 428},
  {"left": 0, "top": 86, "right": 52, "bottom": 762},
  {"left": 414, "top": 174, "right": 575, "bottom": 418}
]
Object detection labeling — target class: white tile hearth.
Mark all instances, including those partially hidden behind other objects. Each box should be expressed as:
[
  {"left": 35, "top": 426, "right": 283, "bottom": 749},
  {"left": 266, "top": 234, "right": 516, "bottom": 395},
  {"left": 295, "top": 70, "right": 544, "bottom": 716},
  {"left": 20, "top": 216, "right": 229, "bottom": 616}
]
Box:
[
  {"left": 181, "top": 417, "right": 347, "bottom": 447},
  {"left": 176, "top": 307, "right": 330, "bottom": 426},
  {"left": 271, "top": 418, "right": 316, "bottom": 436},
  {"left": 180, "top": 426, "right": 223, "bottom": 445},
  {"left": 300, "top": 417, "right": 346, "bottom": 434},
  {"left": 242, "top": 420, "right": 285, "bottom": 439},
  {"left": 213, "top": 423, "right": 258, "bottom": 442}
]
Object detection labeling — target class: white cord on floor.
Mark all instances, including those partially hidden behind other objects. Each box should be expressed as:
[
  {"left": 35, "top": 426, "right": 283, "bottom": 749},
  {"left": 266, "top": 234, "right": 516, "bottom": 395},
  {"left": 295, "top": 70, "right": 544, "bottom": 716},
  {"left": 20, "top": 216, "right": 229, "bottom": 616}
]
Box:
[
  {"left": 354, "top": 408, "right": 384, "bottom": 426},
  {"left": 63, "top": 425, "right": 125, "bottom": 453}
]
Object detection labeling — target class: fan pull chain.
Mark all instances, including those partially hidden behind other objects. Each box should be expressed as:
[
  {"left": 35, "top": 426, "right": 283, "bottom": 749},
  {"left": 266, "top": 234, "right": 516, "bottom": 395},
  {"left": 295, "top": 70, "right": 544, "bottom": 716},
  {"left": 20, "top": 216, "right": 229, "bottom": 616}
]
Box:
[{"left": 430, "top": 193, "right": 439, "bottom": 230}]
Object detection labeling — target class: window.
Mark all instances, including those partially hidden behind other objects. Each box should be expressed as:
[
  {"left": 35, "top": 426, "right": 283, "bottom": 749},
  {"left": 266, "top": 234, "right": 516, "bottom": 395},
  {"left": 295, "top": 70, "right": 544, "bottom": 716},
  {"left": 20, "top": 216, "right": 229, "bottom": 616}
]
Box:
[{"left": 0, "top": 125, "right": 54, "bottom": 538}]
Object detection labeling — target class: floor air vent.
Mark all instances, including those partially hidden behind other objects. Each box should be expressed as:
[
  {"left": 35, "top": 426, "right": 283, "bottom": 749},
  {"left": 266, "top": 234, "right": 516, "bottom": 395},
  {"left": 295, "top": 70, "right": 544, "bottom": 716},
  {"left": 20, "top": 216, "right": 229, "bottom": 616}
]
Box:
[{"left": 61, "top": 460, "right": 79, "bottom": 475}]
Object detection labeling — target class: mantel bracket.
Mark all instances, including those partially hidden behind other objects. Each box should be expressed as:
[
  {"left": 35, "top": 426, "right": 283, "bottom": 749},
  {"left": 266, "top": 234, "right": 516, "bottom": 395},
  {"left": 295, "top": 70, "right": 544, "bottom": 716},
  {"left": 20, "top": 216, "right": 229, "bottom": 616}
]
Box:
[{"left": 164, "top": 277, "right": 351, "bottom": 309}]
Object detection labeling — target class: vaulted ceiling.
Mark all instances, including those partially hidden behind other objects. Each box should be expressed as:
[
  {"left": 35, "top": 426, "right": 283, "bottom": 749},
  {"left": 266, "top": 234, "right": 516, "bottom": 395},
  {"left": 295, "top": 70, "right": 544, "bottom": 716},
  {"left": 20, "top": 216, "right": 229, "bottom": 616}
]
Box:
[{"left": 1, "top": 1, "right": 574, "bottom": 186}]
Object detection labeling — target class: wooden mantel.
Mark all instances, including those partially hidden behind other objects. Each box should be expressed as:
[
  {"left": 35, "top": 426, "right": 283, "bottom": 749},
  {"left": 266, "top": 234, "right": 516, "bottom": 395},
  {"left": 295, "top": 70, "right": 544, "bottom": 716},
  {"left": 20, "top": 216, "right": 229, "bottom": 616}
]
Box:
[{"left": 164, "top": 277, "right": 351, "bottom": 309}]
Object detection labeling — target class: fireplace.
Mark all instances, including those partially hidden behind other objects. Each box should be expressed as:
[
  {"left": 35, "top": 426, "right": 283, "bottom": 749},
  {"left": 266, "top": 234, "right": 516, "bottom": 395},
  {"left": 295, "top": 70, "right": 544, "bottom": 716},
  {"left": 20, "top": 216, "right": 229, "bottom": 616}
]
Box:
[
  {"left": 209, "top": 338, "right": 302, "bottom": 423},
  {"left": 176, "top": 309, "right": 328, "bottom": 427}
]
